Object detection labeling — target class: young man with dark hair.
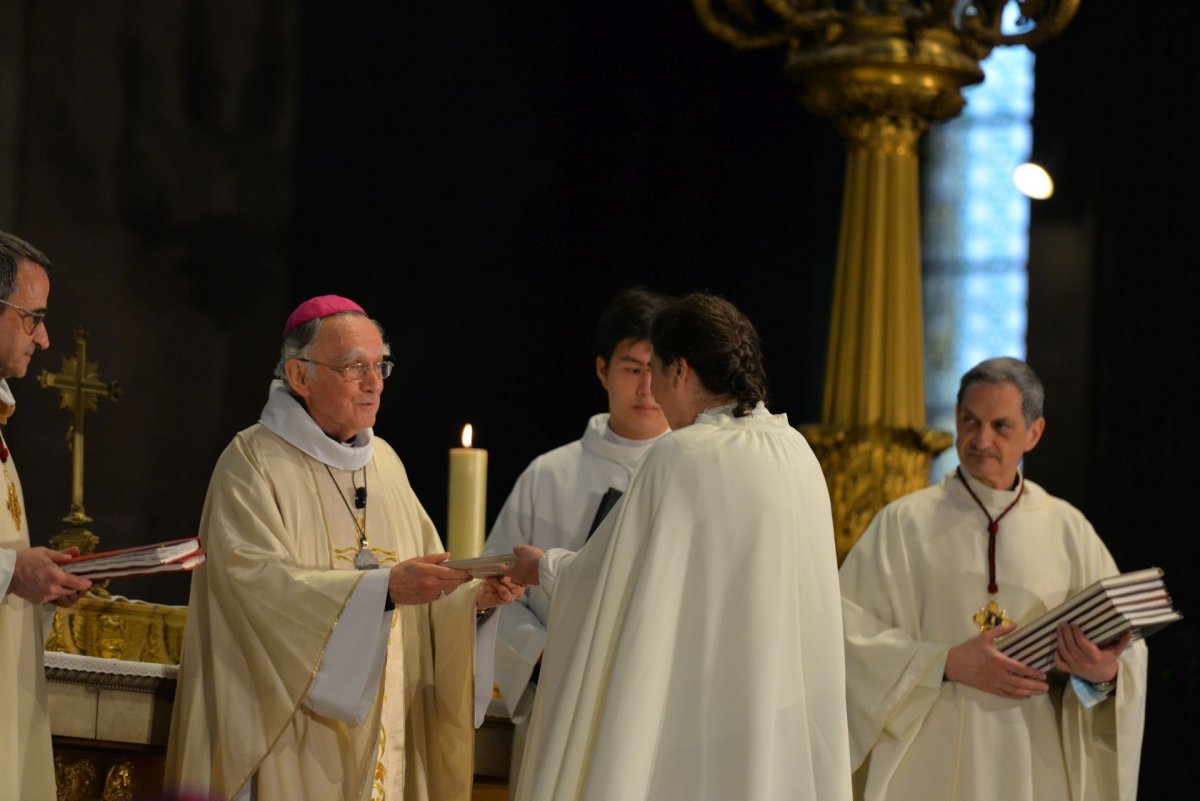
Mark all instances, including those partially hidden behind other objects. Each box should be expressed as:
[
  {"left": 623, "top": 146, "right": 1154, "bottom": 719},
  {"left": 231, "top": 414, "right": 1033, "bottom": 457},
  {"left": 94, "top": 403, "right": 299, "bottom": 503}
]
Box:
[{"left": 482, "top": 286, "right": 672, "bottom": 788}]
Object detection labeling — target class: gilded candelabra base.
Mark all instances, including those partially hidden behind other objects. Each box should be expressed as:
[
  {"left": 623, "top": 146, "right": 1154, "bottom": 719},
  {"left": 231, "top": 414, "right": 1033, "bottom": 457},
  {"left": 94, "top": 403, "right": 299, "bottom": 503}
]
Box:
[
  {"left": 798, "top": 422, "right": 953, "bottom": 563},
  {"left": 50, "top": 525, "right": 99, "bottom": 554}
]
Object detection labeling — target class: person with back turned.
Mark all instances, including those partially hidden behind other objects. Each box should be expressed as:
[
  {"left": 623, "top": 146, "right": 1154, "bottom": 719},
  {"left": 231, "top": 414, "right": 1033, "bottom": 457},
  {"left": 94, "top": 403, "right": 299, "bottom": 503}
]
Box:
[{"left": 505, "top": 293, "right": 852, "bottom": 801}]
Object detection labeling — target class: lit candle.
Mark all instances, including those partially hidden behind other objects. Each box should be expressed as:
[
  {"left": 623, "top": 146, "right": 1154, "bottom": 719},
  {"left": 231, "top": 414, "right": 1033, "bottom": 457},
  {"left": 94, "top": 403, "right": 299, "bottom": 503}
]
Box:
[{"left": 447, "top": 423, "right": 487, "bottom": 558}]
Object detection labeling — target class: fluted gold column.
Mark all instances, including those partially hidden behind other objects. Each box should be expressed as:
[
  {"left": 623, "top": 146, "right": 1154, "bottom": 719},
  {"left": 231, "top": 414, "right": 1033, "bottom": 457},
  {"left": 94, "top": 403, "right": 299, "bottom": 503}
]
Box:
[
  {"left": 787, "top": 18, "right": 982, "bottom": 561},
  {"left": 824, "top": 115, "right": 926, "bottom": 428},
  {"left": 799, "top": 111, "right": 952, "bottom": 561},
  {"left": 694, "top": 2, "right": 1081, "bottom": 560}
]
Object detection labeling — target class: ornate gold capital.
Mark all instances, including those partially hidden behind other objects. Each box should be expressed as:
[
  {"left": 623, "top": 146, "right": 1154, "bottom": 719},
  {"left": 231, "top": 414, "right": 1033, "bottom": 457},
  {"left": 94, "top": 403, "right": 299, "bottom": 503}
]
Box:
[
  {"left": 695, "top": 2, "right": 1081, "bottom": 127},
  {"left": 799, "top": 423, "right": 953, "bottom": 561},
  {"left": 836, "top": 113, "right": 925, "bottom": 155}
]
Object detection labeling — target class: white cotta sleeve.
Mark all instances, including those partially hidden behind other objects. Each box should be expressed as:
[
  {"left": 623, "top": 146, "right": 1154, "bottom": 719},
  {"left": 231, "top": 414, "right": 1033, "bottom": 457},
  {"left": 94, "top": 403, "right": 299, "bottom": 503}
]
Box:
[{"left": 538, "top": 548, "right": 577, "bottom": 602}]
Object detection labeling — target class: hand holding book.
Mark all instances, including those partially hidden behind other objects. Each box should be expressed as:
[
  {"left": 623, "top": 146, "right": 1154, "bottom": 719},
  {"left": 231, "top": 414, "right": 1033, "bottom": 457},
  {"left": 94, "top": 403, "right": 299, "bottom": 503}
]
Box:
[{"left": 996, "top": 567, "right": 1181, "bottom": 674}]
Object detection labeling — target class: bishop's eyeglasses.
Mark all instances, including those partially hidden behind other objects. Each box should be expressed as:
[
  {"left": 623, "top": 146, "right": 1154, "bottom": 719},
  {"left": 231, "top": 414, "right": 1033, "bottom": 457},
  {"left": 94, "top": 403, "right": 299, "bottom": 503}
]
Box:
[
  {"left": 299, "top": 359, "right": 394, "bottom": 382},
  {"left": 0, "top": 298, "right": 47, "bottom": 334}
]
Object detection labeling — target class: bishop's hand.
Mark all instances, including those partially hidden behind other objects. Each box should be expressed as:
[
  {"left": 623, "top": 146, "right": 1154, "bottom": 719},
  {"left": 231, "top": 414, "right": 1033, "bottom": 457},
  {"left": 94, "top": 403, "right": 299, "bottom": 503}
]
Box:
[
  {"left": 944, "top": 624, "right": 1050, "bottom": 699},
  {"left": 1054, "top": 622, "right": 1130, "bottom": 685},
  {"left": 475, "top": 576, "right": 524, "bottom": 611},
  {"left": 388, "top": 553, "right": 470, "bottom": 605}
]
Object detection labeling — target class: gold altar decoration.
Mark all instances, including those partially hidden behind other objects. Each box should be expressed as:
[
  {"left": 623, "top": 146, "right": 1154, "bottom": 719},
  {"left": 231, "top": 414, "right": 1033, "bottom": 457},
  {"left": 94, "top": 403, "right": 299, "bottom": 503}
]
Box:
[
  {"left": 45, "top": 594, "right": 186, "bottom": 665},
  {"left": 55, "top": 755, "right": 135, "bottom": 801},
  {"left": 38, "top": 325, "right": 121, "bottom": 555},
  {"left": 695, "top": 0, "right": 1079, "bottom": 559}
]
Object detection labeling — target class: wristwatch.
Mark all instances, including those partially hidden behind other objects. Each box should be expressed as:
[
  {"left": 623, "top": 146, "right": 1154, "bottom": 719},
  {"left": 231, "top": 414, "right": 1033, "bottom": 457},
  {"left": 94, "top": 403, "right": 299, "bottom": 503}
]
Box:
[{"left": 1089, "top": 676, "right": 1117, "bottom": 694}]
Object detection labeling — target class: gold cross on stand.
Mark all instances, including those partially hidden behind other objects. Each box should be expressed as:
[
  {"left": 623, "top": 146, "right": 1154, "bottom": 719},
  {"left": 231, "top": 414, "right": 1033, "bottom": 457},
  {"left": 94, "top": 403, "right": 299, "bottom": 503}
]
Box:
[{"left": 37, "top": 326, "right": 121, "bottom": 555}]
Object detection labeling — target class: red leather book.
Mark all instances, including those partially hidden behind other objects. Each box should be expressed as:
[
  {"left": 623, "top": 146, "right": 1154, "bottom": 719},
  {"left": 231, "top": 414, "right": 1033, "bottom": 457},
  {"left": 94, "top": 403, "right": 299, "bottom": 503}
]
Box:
[{"left": 62, "top": 536, "right": 206, "bottom": 581}]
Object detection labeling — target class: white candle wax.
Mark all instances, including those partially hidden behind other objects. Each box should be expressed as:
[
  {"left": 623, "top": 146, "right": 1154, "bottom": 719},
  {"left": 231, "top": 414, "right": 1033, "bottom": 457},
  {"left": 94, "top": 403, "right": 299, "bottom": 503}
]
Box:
[{"left": 447, "top": 424, "right": 487, "bottom": 558}]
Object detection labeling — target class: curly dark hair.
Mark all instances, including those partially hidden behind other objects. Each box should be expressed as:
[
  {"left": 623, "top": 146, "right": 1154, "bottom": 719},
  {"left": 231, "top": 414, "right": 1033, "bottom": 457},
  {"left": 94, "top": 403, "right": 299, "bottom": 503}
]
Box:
[{"left": 650, "top": 292, "right": 768, "bottom": 417}]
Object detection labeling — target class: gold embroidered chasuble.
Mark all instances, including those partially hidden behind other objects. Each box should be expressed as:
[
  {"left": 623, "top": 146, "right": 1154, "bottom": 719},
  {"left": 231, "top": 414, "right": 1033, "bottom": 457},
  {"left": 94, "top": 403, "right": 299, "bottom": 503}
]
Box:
[{"left": 165, "top": 424, "right": 478, "bottom": 801}]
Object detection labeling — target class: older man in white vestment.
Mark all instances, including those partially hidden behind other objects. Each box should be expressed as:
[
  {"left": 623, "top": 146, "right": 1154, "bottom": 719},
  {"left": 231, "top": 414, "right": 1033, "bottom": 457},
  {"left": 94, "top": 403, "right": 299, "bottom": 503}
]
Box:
[
  {"left": 481, "top": 286, "right": 670, "bottom": 788},
  {"left": 840, "top": 357, "right": 1148, "bottom": 801},
  {"left": 0, "top": 231, "right": 93, "bottom": 801},
  {"left": 505, "top": 293, "right": 852, "bottom": 801},
  {"left": 165, "top": 296, "right": 521, "bottom": 801}
]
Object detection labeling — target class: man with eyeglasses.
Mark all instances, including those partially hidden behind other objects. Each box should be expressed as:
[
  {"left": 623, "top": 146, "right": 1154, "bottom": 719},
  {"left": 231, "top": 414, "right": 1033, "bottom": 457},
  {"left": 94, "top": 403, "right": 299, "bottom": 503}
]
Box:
[
  {"left": 165, "top": 295, "right": 523, "bottom": 801},
  {"left": 0, "top": 230, "right": 93, "bottom": 801}
]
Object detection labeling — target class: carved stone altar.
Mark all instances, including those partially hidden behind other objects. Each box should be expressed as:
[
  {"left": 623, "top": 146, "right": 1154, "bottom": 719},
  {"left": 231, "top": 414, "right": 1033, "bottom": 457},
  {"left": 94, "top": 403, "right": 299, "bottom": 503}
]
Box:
[
  {"left": 45, "top": 595, "right": 186, "bottom": 665},
  {"left": 44, "top": 595, "right": 515, "bottom": 800},
  {"left": 45, "top": 651, "right": 177, "bottom": 801}
]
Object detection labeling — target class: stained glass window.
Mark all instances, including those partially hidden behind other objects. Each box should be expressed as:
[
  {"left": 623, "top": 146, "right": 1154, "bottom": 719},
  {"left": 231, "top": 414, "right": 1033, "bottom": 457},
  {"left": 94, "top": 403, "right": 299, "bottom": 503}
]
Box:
[{"left": 923, "top": 19, "right": 1035, "bottom": 481}]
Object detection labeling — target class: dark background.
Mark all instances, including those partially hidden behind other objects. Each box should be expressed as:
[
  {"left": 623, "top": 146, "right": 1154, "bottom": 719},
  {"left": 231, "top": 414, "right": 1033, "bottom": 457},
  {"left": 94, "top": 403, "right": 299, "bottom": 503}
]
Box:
[{"left": 1, "top": 1, "right": 1194, "bottom": 796}]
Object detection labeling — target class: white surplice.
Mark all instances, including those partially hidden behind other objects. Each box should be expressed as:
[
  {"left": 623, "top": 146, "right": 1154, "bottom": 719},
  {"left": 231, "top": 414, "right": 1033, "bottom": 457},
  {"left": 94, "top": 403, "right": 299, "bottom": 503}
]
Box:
[
  {"left": 515, "top": 404, "right": 852, "bottom": 801},
  {"left": 481, "top": 413, "right": 662, "bottom": 724},
  {"left": 840, "top": 470, "right": 1148, "bottom": 801}
]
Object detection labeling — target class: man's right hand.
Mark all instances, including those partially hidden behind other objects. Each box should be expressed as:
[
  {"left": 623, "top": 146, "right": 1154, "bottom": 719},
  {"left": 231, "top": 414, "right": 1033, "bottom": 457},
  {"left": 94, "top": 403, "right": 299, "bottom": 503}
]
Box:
[
  {"left": 503, "top": 544, "right": 544, "bottom": 587},
  {"left": 387, "top": 553, "right": 471, "bottom": 605},
  {"left": 6, "top": 547, "right": 91, "bottom": 605},
  {"left": 944, "top": 624, "right": 1050, "bottom": 699}
]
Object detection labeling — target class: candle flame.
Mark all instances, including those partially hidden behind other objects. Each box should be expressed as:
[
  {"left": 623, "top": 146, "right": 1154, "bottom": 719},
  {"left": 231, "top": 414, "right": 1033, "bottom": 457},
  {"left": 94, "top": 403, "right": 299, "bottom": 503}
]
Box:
[{"left": 461, "top": 423, "right": 473, "bottom": 448}]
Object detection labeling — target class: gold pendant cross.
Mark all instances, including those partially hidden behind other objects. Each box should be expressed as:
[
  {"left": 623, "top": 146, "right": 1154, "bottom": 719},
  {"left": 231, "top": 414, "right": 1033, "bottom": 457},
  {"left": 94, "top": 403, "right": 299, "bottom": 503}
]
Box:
[{"left": 973, "top": 598, "right": 1012, "bottom": 632}]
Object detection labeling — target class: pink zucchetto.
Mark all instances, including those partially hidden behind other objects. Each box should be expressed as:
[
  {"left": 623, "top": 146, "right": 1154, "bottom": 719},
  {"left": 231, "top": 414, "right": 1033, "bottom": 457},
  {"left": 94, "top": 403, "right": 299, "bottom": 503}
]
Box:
[{"left": 283, "top": 295, "right": 366, "bottom": 333}]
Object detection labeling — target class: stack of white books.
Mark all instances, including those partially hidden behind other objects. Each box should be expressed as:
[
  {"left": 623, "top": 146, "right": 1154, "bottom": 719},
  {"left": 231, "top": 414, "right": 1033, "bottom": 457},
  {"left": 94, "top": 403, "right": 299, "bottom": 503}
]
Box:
[
  {"left": 997, "top": 567, "right": 1181, "bottom": 672},
  {"left": 62, "top": 536, "right": 206, "bottom": 581}
]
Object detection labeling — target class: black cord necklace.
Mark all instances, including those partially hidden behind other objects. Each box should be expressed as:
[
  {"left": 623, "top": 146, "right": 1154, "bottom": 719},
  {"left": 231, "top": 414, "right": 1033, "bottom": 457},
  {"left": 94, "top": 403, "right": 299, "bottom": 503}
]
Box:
[{"left": 325, "top": 465, "right": 378, "bottom": 570}]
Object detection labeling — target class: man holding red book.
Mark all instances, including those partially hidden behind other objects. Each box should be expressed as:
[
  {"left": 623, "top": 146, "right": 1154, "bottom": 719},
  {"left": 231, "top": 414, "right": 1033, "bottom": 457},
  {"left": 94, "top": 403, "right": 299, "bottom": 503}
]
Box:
[{"left": 0, "top": 230, "right": 92, "bottom": 801}]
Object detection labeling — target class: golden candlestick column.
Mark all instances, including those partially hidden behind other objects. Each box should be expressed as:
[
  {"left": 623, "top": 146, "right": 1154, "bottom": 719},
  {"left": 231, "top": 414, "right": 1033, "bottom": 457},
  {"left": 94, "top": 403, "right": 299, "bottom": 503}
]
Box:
[
  {"left": 694, "top": 0, "right": 1080, "bottom": 560},
  {"left": 37, "top": 325, "right": 122, "bottom": 555},
  {"left": 447, "top": 423, "right": 487, "bottom": 558}
]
